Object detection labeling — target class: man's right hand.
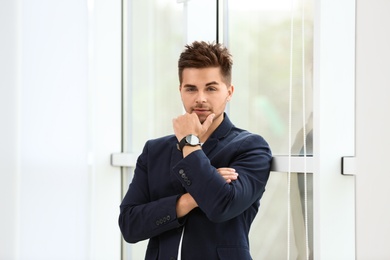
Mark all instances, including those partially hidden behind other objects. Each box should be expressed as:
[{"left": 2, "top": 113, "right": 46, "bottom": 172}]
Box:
[
  {"left": 172, "top": 112, "right": 215, "bottom": 142},
  {"left": 176, "top": 167, "right": 238, "bottom": 218},
  {"left": 176, "top": 193, "right": 198, "bottom": 218}
]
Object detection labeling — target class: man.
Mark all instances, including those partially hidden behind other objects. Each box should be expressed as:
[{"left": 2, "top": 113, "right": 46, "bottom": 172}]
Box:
[{"left": 119, "top": 41, "right": 272, "bottom": 259}]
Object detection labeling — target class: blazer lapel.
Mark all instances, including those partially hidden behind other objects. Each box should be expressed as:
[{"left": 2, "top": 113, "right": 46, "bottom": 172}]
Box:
[{"left": 201, "top": 137, "right": 219, "bottom": 157}]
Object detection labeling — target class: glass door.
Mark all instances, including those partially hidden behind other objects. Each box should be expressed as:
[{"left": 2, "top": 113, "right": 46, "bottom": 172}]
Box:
[{"left": 117, "top": 0, "right": 356, "bottom": 259}]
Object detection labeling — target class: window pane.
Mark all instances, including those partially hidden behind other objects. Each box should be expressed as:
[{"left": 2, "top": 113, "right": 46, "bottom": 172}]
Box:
[
  {"left": 227, "top": 0, "right": 314, "bottom": 156},
  {"left": 124, "top": 0, "right": 184, "bottom": 153},
  {"left": 250, "top": 172, "right": 313, "bottom": 259},
  {"left": 226, "top": 0, "right": 314, "bottom": 259}
]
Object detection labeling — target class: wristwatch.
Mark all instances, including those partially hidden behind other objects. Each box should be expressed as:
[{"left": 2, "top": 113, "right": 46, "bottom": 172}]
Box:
[{"left": 177, "top": 134, "right": 201, "bottom": 151}]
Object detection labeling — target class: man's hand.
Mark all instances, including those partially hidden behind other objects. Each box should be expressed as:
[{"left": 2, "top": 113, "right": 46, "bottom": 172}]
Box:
[
  {"left": 173, "top": 112, "right": 215, "bottom": 142},
  {"left": 176, "top": 168, "right": 237, "bottom": 218},
  {"left": 176, "top": 193, "right": 198, "bottom": 218},
  {"left": 217, "top": 167, "right": 238, "bottom": 183}
]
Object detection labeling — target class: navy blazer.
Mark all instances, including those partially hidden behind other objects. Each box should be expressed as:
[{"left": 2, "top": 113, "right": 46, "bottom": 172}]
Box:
[{"left": 119, "top": 114, "right": 272, "bottom": 260}]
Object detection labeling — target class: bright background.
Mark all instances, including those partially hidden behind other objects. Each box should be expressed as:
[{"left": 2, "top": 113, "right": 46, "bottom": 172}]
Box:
[{"left": 1, "top": 0, "right": 390, "bottom": 259}]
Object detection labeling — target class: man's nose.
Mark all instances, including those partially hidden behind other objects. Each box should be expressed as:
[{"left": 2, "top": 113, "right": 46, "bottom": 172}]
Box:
[{"left": 196, "top": 92, "right": 206, "bottom": 103}]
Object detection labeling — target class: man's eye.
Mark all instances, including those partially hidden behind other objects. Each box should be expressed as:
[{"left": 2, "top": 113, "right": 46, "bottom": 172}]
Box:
[
  {"left": 207, "top": 87, "right": 217, "bottom": 91},
  {"left": 186, "top": 88, "right": 196, "bottom": 92}
]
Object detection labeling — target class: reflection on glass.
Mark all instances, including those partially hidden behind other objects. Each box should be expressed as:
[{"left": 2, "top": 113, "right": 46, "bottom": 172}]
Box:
[
  {"left": 250, "top": 172, "right": 313, "bottom": 259},
  {"left": 125, "top": 0, "right": 185, "bottom": 153},
  {"left": 227, "top": 0, "right": 313, "bottom": 156},
  {"left": 227, "top": 0, "right": 314, "bottom": 259}
]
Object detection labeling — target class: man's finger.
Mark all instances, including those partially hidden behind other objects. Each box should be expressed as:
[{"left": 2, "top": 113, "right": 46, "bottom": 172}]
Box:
[{"left": 202, "top": 113, "right": 215, "bottom": 130}]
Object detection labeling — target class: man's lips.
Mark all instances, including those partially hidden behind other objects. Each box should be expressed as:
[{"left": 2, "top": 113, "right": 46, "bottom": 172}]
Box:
[{"left": 193, "top": 108, "right": 210, "bottom": 113}]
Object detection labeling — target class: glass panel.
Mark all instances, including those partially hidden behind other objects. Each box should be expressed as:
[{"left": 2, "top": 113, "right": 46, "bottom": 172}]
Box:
[
  {"left": 250, "top": 172, "right": 313, "bottom": 259},
  {"left": 123, "top": 0, "right": 185, "bottom": 259},
  {"left": 226, "top": 0, "right": 314, "bottom": 156},
  {"left": 226, "top": 0, "right": 314, "bottom": 259},
  {"left": 124, "top": 0, "right": 184, "bottom": 153}
]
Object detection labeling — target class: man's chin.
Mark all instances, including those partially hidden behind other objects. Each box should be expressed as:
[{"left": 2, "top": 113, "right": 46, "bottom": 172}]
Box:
[
  {"left": 198, "top": 116, "right": 207, "bottom": 124},
  {"left": 193, "top": 111, "right": 209, "bottom": 123},
  {"left": 199, "top": 113, "right": 213, "bottom": 123}
]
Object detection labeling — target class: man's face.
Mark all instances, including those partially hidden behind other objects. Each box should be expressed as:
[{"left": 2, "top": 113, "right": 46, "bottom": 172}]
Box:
[{"left": 180, "top": 67, "right": 234, "bottom": 124}]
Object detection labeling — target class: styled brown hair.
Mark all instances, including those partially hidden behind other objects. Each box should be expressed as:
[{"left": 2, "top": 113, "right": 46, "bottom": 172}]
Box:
[{"left": 178, "top": 41, "right": 233, "bottom": 86}]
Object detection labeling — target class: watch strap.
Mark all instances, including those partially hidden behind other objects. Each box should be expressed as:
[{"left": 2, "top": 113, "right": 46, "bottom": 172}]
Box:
[{"left": 177, "top": 135, "right": 201, "bottom": 151}]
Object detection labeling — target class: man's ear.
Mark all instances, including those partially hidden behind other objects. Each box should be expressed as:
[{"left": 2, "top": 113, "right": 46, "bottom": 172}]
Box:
[{"left": 227, "top": 85, "right": 234, "bottom": 101}]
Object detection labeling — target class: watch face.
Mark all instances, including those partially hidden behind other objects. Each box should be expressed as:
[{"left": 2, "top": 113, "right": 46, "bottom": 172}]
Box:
[{"left": 186, "top": 134, "right": 199, "bottom": 145}]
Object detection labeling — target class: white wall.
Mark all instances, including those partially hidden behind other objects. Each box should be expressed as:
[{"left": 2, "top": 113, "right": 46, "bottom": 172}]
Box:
[
  {"left": 0, "top": 0, "right": 20, "bottom": 258},
  {"left": 18, "top": 0, "right": 90, "bottom": 258},
  {"left": 0, "top": 0, "right": 122, "bottom": 259},
  {"left": 356, "top": 0, "right": 390, "bottom": 259}
]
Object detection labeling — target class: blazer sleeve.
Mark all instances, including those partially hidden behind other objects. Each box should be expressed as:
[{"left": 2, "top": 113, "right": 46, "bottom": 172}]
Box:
[
  {"left": 172, "top": 133, "right": 272, "bottom": 223},
  {"left": 118, "top": 141, "right": 183, "bottom": 243}
]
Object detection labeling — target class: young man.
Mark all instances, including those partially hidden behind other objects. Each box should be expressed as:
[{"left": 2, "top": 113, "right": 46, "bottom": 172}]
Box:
[{"left": 119, "top": 41, "right": 272, "bottom": 260}]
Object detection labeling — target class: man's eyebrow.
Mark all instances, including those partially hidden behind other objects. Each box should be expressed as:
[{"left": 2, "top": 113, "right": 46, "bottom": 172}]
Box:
[
  {"left": 183, "top": 82, "right": 219, "bottom": 88},
  {"left": 183, "top": 84, "right": 197, "bottom": 88},
  {"left": 205, "top": 81, "right": 219, "bottom": 86}
]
